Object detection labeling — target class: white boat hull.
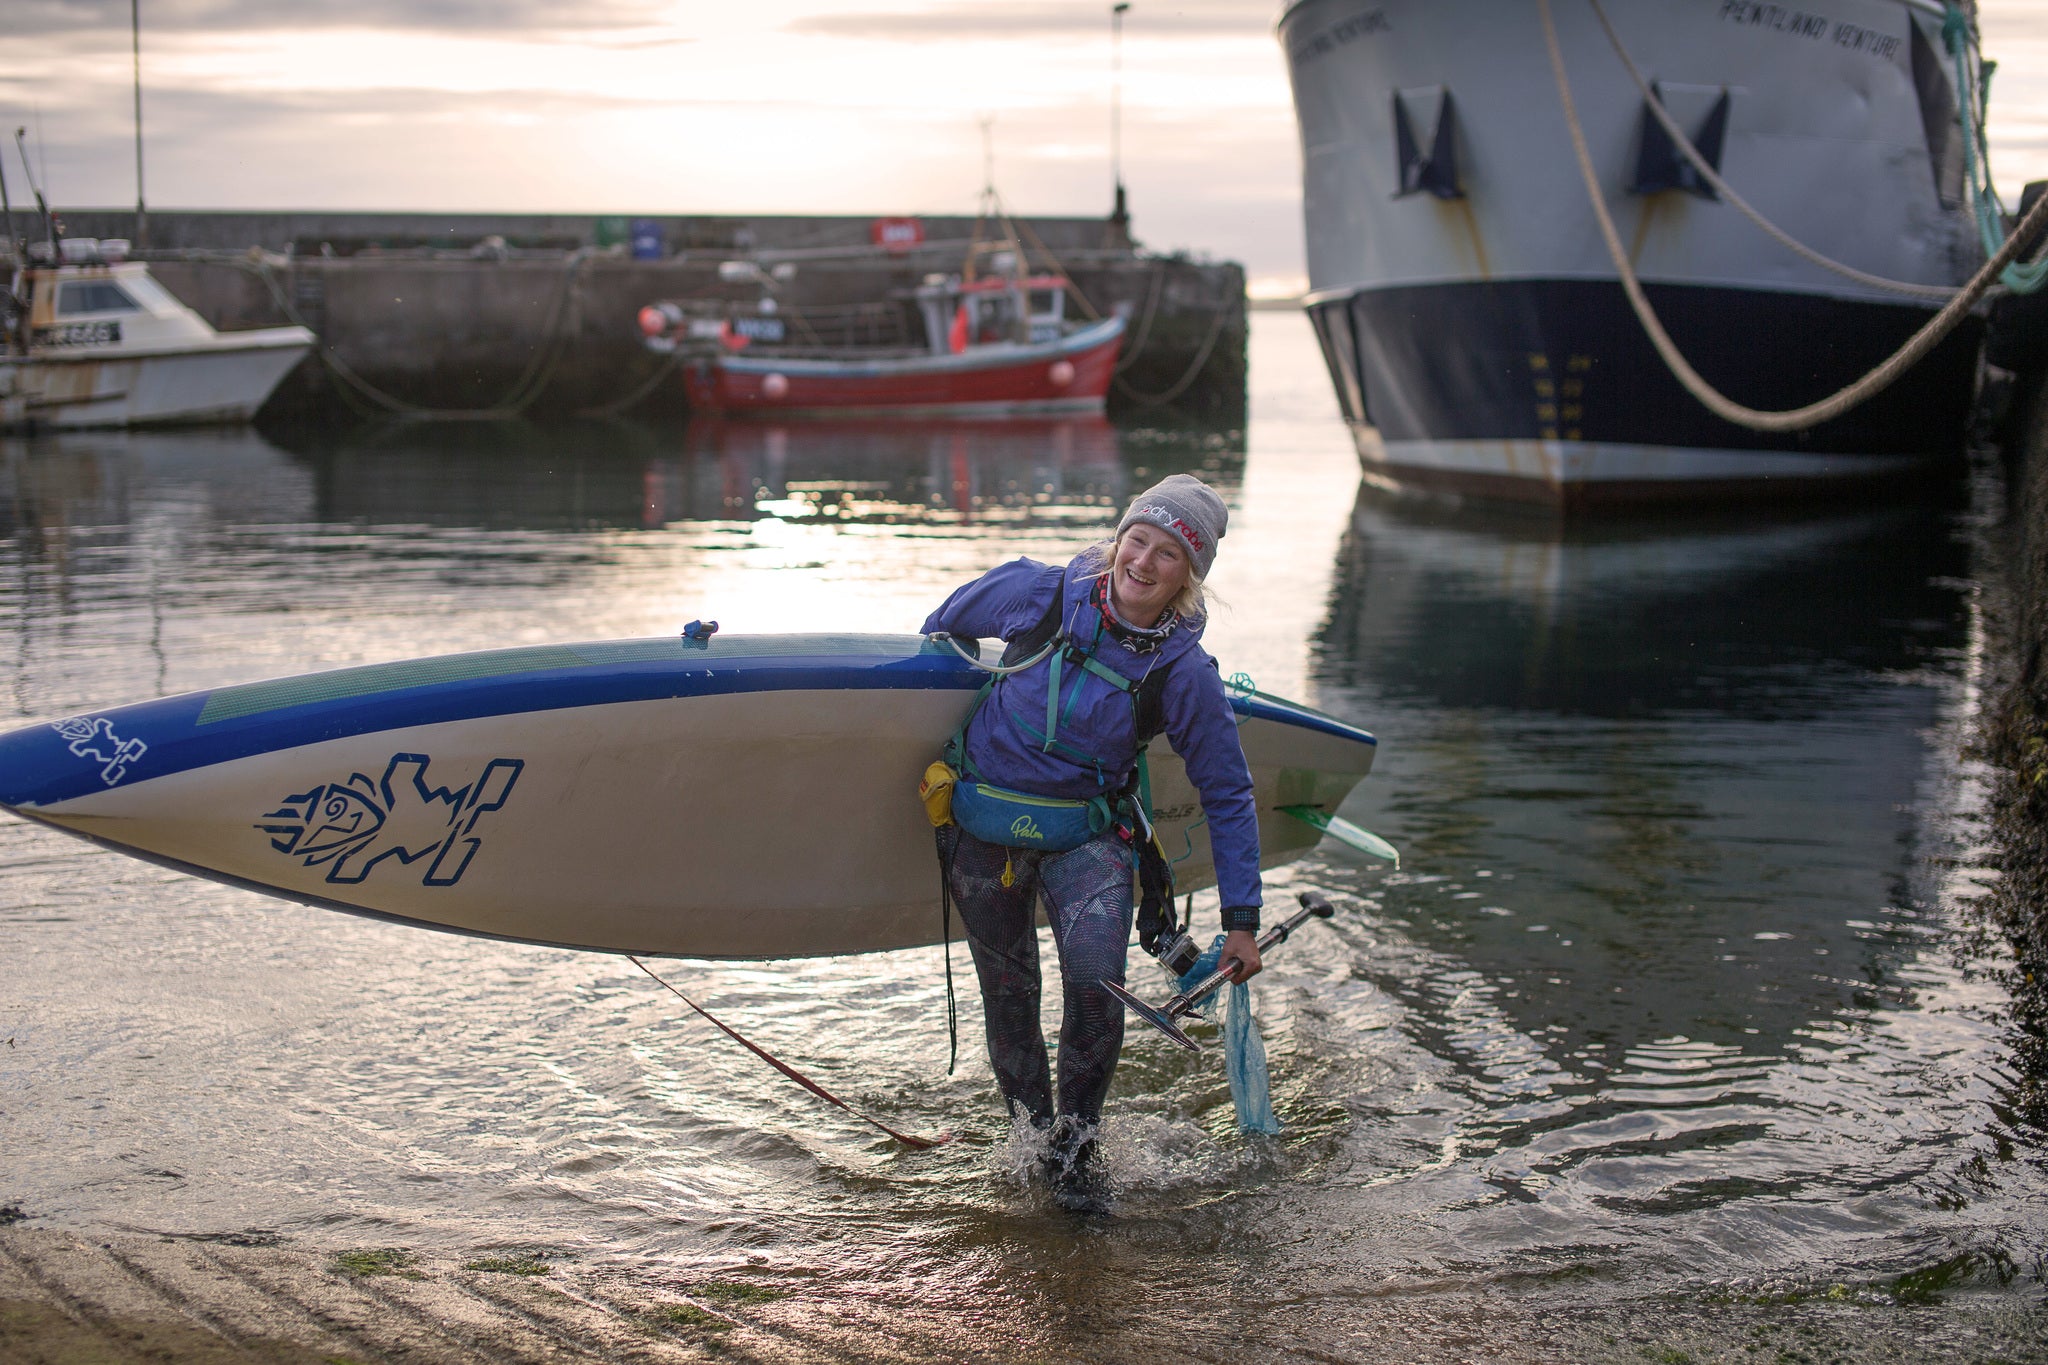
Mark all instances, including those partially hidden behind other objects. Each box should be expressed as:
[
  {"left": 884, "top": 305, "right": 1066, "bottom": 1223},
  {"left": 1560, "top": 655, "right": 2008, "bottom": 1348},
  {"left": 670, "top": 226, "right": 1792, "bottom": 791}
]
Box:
[{"left": 1, "top": 332, "right": 313, "bottom": 430}]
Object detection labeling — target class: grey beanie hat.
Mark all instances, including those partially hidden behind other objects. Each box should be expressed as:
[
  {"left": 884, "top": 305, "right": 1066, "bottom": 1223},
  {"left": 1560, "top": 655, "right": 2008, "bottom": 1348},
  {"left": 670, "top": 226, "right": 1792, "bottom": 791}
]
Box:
[{"left": 1117, "top": 473, "right": 1227, "bottom": 579}]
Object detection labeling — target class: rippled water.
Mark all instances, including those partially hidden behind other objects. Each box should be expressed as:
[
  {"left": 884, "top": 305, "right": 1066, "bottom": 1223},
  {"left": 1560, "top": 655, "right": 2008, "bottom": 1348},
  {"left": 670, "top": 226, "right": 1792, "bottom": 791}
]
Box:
[{"left": 3, "top": 315, "right": 2043, "bottom": 1358}]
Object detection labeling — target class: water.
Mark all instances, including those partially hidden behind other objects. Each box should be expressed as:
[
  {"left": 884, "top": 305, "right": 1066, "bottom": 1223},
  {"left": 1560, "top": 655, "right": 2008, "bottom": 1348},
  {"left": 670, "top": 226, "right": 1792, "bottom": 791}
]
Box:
[{"left": 2, "top": 314, "right": 2043, "bottom": 1358}]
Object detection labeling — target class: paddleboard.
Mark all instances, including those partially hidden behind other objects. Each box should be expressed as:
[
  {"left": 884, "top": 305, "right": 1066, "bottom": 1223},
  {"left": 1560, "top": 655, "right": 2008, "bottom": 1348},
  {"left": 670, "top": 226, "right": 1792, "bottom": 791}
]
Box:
[{"left": 0, "top": 633, "right": 1378, "bottom": 957}]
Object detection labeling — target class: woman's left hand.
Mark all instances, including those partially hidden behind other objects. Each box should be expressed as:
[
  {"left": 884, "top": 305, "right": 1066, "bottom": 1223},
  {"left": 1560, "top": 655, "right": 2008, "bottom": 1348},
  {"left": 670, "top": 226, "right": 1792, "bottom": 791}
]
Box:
[{"left": 1219, "top": 929, "right": 1262, "bottom": 982}]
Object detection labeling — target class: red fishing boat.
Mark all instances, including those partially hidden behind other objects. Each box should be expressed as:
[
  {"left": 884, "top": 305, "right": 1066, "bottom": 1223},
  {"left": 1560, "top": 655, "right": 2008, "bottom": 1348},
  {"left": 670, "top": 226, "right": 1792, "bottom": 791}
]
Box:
[{"left": 640, "top": 271, "right": 1124, "bottom": 419}]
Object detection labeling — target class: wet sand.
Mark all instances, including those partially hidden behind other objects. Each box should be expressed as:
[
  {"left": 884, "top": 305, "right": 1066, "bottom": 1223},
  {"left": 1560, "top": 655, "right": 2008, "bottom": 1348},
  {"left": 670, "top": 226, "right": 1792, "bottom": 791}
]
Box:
[{"left": 5, "top": 1222, "right": 2047, "bottom": 1364}]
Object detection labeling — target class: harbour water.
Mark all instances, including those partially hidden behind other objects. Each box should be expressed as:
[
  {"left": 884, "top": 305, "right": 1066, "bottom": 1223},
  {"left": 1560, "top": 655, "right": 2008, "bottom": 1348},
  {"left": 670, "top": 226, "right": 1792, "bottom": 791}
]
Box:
[{"left": 2, "top": 314, "right": 2044, "bottom": 1361}]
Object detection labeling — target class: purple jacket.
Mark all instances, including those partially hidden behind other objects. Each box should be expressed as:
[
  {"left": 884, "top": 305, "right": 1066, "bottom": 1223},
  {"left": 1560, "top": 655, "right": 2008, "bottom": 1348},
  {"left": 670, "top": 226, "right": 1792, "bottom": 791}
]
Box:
[{"left": 923, "top": 555, "right": 1262, "bottom": 922}]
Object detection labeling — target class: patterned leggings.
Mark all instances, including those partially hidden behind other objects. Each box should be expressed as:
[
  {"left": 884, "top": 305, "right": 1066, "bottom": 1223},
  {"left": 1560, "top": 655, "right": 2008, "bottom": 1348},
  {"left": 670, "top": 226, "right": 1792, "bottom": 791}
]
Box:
[{"left": 941, "top": 823, "right": 1135, "bottom": 1126}]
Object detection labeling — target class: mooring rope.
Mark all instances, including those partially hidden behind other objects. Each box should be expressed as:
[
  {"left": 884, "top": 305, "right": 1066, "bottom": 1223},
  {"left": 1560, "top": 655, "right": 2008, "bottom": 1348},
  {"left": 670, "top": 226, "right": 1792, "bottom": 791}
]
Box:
[
  {"left": 1113, "top": 286, "right": 1234, "bottom": 408},
  {"left": 1583, "top": 0, "right": 1957, "bottom": 302},
  {"left": 1112, "top": 260, "right": 1168, "bottom": 375},
  {"left": 628, "top": 956, "right": 951, "bottom": 1151},
  {"left": 240, "top": 248, "right": 597, "bottom": 420},
  {"left": 574, "top": 347, "right": 686, "bottom": 419},
  {"left": 1539, "top": 0, "right": 2048, "bottom": 434}
]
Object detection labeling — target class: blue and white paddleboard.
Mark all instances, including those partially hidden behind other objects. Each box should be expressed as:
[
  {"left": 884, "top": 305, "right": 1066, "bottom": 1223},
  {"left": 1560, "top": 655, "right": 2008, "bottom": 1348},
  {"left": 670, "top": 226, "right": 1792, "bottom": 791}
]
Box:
[{"left": 0, "top": 634, "right": 1378, "bottom": 958}]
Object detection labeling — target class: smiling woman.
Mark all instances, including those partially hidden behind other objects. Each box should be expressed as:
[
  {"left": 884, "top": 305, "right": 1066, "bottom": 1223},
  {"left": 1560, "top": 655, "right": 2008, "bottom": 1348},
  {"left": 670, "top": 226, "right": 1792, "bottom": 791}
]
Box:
[{"left": 920, "top": 472, "right": 1261, "bottom": 1215}]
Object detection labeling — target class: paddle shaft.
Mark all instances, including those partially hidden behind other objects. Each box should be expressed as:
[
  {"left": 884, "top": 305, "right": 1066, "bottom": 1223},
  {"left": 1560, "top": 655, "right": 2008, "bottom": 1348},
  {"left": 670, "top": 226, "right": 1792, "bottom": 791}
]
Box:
[{"left": 1166, "top": 892, "right": 1335, "bottom": 1020}]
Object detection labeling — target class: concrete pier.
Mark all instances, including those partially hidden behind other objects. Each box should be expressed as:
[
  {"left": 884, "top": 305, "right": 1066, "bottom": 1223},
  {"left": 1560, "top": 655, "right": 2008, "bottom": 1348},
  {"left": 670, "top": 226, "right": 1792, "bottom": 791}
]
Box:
[{"left": 46, "top": 210, "right": 1246, "bottom": 424}]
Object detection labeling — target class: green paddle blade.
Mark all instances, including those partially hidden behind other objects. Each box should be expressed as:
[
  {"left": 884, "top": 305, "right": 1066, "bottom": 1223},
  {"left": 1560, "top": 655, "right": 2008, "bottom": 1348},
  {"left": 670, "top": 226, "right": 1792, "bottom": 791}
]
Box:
[{"left": 1279, "top": 806, "right": 1400, "bottom": 868}]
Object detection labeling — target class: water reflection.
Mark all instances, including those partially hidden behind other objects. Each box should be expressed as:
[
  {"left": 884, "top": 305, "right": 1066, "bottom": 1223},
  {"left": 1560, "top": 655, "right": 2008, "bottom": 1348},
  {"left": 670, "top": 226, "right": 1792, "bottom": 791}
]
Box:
[
  {"left": 1287, "top": 485, "right": 2002, "bottom": 1277},
  {"left": 1318, "top": 491, "right": 1969, "bottom": 717},
  {"left": 261, "top": 414, "right": 1152, "bottom": 532},
  {"left": 1312, "top": 488, "right": 1972, "bottom": 1061}
]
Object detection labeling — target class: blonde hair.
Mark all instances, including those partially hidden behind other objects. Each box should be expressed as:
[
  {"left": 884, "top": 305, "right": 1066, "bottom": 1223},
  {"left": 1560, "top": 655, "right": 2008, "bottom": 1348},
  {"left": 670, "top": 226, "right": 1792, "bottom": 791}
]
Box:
[{"left": 1077, "top": 533, "right": 1209, "bottom": 625}]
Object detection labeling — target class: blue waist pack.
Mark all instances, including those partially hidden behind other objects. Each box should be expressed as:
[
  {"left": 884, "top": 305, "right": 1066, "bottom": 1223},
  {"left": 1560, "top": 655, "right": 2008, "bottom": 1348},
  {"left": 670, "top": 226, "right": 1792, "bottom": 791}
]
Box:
[{"left": 949, "top": 779, "right": 1116, "bottom": 852}]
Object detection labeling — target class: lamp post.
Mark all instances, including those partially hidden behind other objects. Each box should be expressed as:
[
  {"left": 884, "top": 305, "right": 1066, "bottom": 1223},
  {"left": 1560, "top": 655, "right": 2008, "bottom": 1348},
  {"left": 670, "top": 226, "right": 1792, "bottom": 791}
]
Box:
[{"left": 1110, "top": 2, "right": 1130, "bottom": 242}]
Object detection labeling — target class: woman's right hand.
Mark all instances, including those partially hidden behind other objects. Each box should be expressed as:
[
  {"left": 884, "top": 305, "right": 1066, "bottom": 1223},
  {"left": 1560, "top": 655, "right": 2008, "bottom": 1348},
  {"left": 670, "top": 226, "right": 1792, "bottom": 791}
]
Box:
[{"left": 1219, "top": 928, "right": 1262, "bottom": 982}]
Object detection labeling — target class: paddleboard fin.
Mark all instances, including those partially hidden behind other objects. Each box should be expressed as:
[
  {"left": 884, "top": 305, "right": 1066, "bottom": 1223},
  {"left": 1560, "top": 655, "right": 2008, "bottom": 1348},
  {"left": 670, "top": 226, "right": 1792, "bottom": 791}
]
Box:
[{"left": 1280, "top": 805, "right": 1399, "bottom": 867}]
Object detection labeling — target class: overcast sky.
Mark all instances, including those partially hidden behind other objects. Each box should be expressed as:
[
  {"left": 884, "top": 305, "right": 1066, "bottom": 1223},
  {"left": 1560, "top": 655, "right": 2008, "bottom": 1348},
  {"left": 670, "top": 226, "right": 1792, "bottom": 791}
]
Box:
[{"left": 5, "top": 0, "right": 2048, "bottom": 297}]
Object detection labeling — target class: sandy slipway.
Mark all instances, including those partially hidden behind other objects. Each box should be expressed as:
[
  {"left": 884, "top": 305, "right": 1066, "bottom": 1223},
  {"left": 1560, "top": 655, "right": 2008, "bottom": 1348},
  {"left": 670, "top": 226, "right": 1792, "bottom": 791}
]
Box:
[{"left": 4, "top": 1224, "right": 2047, "bottom": 1364}]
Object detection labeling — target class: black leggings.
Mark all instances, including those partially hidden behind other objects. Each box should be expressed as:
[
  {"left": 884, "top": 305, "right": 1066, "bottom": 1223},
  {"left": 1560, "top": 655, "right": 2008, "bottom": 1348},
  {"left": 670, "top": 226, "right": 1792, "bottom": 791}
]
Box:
[{"left": 942, "top": 824, "right": 1136, "bottom": 1126}]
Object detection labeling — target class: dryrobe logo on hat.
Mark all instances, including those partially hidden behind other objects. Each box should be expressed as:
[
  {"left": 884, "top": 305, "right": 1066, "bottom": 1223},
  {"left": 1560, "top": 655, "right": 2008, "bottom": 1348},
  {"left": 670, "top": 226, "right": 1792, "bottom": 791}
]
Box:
[
  {"left": 1132, "top": 503, "right": 1207, "bottom": 553},
  {"left": 258, "top": 752, "right": 524, "bottom": 887}
]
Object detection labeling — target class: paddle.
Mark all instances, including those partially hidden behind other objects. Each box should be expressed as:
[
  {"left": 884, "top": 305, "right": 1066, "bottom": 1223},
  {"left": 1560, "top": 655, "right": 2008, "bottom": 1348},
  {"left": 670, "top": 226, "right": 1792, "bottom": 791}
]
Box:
[{"left": 1103, "top": 890, "right": 1339, "bottom": 1052}]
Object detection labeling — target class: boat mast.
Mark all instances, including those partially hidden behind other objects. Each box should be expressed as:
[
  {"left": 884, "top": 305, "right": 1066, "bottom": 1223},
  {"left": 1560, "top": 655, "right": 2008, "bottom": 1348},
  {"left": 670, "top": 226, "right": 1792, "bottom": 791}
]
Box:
[
  {"left": 0, "top": 145, "right": 20, "bottom": 353},
  {"left": 1110, "top": 2, "right": 1130, "bottom": 241},
  {"left": 13, "top": 129, "right": 56, "bottom": 264},
  {"left": 132, "top": 0, "right": 147, "bottom": 248},
  {"left": 0, "top": 141, "right": 19, "bottom": 265}
]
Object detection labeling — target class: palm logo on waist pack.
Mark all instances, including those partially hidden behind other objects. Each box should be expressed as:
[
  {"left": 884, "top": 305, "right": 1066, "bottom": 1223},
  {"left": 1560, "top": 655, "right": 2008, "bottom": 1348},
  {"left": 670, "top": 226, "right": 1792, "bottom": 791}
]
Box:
[
  {"left": 1009, "top": 814, "right": 1044, "bottom": 843},
  {"left": 257, "top": 753, "right": 523, "bottom": 886}
]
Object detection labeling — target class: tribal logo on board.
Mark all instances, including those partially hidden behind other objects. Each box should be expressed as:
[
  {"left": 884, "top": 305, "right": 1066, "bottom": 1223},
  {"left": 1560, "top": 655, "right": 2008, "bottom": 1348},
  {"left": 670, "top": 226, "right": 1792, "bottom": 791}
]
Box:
[
  {"left": 51, "top": 716, "right": 148, "bottom": 786},
  {"left": 257, "top": 753, "right": 523, "bottom": 887}
]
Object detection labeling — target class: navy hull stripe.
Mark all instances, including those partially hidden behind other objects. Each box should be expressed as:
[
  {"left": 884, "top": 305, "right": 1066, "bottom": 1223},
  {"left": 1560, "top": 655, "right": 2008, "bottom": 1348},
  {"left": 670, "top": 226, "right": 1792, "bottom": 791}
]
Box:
[{"left": 1309, "top": 279, "right": 1981, "bottom": 457}]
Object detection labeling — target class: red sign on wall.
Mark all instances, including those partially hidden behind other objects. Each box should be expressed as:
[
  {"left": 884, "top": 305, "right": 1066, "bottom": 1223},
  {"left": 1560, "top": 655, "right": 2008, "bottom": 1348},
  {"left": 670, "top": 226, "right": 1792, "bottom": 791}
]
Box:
[{"left": 870, "top": 217, "right": 925, "bottom": 255}]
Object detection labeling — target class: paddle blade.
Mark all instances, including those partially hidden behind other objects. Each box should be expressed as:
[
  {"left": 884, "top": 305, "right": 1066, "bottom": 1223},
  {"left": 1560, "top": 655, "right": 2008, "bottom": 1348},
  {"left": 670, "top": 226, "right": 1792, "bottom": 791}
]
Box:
[{"left": 1102, "top": 979, "right": 1200, "bottom": 1053}]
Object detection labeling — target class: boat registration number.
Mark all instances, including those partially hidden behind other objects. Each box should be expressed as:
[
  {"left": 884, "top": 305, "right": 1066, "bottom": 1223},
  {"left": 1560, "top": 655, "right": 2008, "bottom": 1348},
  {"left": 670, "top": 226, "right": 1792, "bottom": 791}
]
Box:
[{"left": 35, "top": 321, "right": 123, "bottom": 348}]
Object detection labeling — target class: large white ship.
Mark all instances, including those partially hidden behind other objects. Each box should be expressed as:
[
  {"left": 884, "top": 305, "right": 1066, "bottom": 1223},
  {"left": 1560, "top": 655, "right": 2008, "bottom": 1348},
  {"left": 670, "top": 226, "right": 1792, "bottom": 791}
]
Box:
[{"left": 1279, "top": 0, "right": 1988, "bottom": 507}]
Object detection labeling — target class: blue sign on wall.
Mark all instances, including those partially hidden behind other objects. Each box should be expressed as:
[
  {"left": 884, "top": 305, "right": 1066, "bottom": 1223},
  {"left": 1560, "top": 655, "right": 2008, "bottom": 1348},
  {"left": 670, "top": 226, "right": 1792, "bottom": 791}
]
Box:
[{"left": 630, "top": 219, "right": 665, "bottom": 260}]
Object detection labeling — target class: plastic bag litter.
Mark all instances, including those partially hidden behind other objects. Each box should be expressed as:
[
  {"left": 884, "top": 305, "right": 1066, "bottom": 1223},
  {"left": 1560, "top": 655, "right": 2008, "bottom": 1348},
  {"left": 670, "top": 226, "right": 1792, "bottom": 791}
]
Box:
[
  {"left": 1178, "top": 934, "right": 1282, "bottom": 1135},
  {"left": 1224, "top": 978, "right": 1281, "bottom": 1135}
]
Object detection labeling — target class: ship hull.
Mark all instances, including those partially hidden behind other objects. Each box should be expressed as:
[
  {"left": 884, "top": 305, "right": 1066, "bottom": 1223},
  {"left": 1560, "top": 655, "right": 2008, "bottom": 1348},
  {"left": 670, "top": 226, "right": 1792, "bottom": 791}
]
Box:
[
  {"left": 1312, "top": 277, "right": 1980, "bottom": 507},
  {"left": 1280, "top": 0, "right": 1983, "bottom": 507}
]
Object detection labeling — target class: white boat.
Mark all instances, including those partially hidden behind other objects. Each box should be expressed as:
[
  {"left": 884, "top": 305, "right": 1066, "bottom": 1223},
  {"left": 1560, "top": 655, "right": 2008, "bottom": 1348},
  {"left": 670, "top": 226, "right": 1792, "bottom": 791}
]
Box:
[
  {"left": 1278, "top": 0, "right": 1986, "bottom": 507},
  {"left": 2, "top": 241, "right": 314, "bottom": 431},
  {"left": 0, "top": 633, "right": 1381, "bottom": 959}
]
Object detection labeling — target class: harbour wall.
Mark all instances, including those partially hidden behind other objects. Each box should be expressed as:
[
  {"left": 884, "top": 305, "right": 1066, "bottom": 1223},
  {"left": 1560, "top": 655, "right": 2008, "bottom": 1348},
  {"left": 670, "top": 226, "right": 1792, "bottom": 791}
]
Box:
[
  {"left": 1996, "top": 385, "right": 2048, "bottom": 948},
  {"left": 1980, "top": 329, "right": 2048, "bottom": 1121},
  {"left": 47, "top": 210, "right": 1246, "bottom": 424}
]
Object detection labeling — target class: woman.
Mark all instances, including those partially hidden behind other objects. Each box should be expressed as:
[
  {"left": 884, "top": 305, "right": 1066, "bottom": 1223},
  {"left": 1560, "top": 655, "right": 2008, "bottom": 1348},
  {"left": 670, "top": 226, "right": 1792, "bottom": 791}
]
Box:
[{"left": 922, "top": 474, "right": 1263, "bottom": 1213}]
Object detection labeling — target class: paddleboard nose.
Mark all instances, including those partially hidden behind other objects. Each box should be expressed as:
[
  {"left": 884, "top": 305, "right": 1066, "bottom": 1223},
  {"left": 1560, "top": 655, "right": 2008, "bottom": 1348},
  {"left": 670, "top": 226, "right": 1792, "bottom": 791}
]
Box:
[{"left": 0, "top": 706, "right": 158, "bottom": 811}]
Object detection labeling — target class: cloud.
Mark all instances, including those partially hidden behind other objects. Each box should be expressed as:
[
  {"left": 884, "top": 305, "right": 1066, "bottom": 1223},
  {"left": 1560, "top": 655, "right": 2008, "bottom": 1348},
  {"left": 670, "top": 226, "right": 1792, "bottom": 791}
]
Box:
[
  {"left": 790, "top": 0, "right": 1277, "bottom": 42},
  {"left": 8, "top": 0, "right": 671, "bottom": 39}
]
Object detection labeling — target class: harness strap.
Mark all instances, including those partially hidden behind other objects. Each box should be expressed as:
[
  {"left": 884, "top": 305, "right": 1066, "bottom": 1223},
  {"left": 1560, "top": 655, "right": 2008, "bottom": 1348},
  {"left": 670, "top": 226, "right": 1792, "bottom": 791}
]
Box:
[{"left": 956, "top": 572, "right": 1165, "bottom": 796}]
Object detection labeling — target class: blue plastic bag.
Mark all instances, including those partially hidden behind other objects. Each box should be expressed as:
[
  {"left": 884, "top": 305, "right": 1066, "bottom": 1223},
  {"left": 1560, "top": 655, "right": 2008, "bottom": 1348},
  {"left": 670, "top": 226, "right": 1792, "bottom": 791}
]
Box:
[{"left": 1178, "top": 934, "right": 1281, "bottom": 1135}]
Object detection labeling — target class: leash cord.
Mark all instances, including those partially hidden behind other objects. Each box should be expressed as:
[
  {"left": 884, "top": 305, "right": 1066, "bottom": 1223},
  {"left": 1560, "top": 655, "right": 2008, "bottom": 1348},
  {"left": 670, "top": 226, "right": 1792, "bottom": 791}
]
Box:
[
  {"left": 627, "top": 956, "right": 952, "bottom": 1151},
  {"left": 933, "top": 632, "right": 1057, "bottom": 675},
  {"left": 938, "top": 837, "right": 959, "bottom": 1075}
]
